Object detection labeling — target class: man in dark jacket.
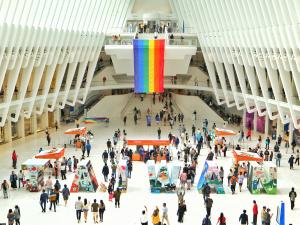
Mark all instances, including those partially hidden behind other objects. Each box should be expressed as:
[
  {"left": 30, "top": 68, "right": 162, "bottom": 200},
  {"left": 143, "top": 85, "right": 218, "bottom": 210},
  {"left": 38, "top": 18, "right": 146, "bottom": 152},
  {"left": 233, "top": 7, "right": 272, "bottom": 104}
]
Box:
[
  {"left": 239, "top": 209, "right": 248, "bottom": 225},
  {"left": 114, "top": 188, "right": 121, "bottom": 208},
  {"left": 102, "top": 150, "right": 108, "bottom": 163},
  {"left": 288, "top": 155, "right": 295, "bottom": 169},
  {"left": 102, "top": 164, "right": 109, "bottom": 182},
  {"left": 40, "top": 189, "right": 48, "bottom": 212},
  {"left": 205, "top": 196, "right": 213, "bottom": 216}
]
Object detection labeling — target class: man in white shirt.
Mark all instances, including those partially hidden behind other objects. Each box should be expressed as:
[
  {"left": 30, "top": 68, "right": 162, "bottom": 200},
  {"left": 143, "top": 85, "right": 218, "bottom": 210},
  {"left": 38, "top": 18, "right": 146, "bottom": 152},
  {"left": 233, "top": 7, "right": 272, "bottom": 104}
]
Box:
[
  {"left": 75, "top": 196, "right": 83, "bottom": 223},
  {"left": 140, "top": 206, "right": 148, "bottom": 225},
  {"left": 45, "top": 176, "right": 53, "bottom": 195},
  {"left": 161, "top": 203, "right": 170, "bottom": 225}
]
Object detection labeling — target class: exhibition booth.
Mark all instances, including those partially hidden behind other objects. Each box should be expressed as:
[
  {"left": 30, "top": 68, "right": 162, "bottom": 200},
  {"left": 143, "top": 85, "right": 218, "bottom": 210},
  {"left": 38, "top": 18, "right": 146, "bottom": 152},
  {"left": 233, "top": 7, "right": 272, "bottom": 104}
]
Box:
[
  {"left": 70, "top": 160, "right": 99, "bottom": 192},
  {"left": 21, "top": 158, "right": 50, "bottom": 192},
  {"left": 247, "top": 161, "right": 277, "bottom": 194},
  {"left": 34, "top": 147, "right": 65, "bottom": 160},
  {"left": 197, "top": 161, "right": 225, "bottom": 194},
  {"left": 147, "top": 160, "right": 181, "bottom": 193},
  {"left": 64, "top": 127, "right": 87, "bottom": 148}
]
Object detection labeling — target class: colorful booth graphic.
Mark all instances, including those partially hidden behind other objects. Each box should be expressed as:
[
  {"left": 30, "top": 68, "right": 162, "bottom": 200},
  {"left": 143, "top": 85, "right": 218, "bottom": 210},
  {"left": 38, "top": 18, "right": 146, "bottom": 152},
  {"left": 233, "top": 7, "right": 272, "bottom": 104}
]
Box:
[
  {"left": 247, "top": 161, "right": 277, "bottom": 195},
  {"left": 82, "top": 117, "right": 109, "bottom": 124},
  {"left": 34, "top": 147, "right": 65, "bottom": 160},
  {"left": 276, "top": 201, "right": 285, "bottom": 225},
  {"left": 127, "top": 139, "right": 170, "bottom": 161},
  {"left": 197, "top": 161, "right": 224, "bottom": 194},
  {"left": 147, "top": 160, "right": 181, "bottom": 193},
  {"left": 214, "top": 128, "right": 237, "bottom": 137},
  {"left": 21, "top": 159, "right": 50, "bottom": 192},
  {"left": 70, "top": 160, "right": 98, "bottom": 192},
  {"left": 233, "top": 150, "right": 263, "bottom": 163},
  {"left": 64, "top": 127, "right": 87, "bottom": 135},
  {"left": 117, "top": 159, "right": 128, "bottom": 192}
]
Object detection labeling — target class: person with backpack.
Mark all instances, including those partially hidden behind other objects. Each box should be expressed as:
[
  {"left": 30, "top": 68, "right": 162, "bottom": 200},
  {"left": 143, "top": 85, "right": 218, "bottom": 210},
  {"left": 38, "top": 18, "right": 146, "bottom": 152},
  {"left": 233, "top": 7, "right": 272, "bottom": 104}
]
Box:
[
  {"left": 40, "top": 189, "right": 48, "bottom": 213},
  {"left": 276, "top": 152, "right": 282, "bottom": 167},
  {"left": 201, "top": 214, "right": 211, "bottom": 225},
  {"left": 7, "top": 209, "right": 15, "bottom": 225},
  {"left": 216, "top": 212, "right": 226, "bottom": 225},
  {"left": 151, "top": 207, "right": 160, "bottom": 225},
  {"left": 239, "top": 210, "right": 248, "bottom": 225},
  {"left": 289, "top": 187, "right": 297, "bottom": 210},
  {"left": 49, "top": 189, "right": 57, "bottom": 212},
  {"left": 54, "top": 180, "right": 61, "bottom": 205},
  {"left": 61, "top": 184, "right": 70, "bottom": 206}
]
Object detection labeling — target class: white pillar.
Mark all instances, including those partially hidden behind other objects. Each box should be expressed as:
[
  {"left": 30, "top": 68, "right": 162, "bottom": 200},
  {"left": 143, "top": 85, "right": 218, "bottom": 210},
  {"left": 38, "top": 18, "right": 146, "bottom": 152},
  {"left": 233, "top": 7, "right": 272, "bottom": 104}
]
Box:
[
  {"left": 276, "top": 118, "right": 282, "bottom": 138},
  {"left": 31, "top": 112, "right": 37, "bottom": 134},
  {"left": 264, "top": 114, "right": 269, "bottom": 136},
  {"left": 41, "top": 111, "right": 49, "bottom": 130},
  {"left": 242, "top": 109, "right": 247, "bottom": 128},
  {"left": 289, "top": 122, "right": 293, "bottom": 144},
  {"left": 4, "top": 119, "right": 12, "bottom": 143},
  {"left": 253, "top": 112, "right": 258, "bottom": 132},
  {"left": 54, "top": 109, "right": 61, "bottom": 127},
  {"left": 17, "top": 115, "right": 25, "bottom": 138}
]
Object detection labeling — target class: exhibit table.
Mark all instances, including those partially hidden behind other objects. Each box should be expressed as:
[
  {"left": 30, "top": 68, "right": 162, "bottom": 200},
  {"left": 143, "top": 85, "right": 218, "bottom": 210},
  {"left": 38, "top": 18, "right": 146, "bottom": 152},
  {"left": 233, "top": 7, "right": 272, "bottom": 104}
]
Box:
[{"left": 21, "top": 158, "right": 50, "bottom": 192}]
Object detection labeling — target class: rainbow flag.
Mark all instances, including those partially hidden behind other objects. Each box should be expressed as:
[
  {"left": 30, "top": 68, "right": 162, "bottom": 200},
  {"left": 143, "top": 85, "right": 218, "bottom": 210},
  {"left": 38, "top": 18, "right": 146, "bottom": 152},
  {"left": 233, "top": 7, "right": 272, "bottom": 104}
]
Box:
[
  {"left": 82, "top": 117, "right": 109, "bottom": 124},
  {"left": 133, "top": 39, "right": 165, "bottom": 93}
]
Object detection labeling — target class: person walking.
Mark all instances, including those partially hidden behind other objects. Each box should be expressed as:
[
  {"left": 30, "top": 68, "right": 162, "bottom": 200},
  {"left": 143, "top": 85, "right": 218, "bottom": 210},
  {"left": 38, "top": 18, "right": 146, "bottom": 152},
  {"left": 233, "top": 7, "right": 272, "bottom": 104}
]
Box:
[
  {"left": 86, "top": 140, "right": 91, "bottom": 157},
  {"left": 202, "top": 183, "right": 211, "bottom": 203},
  {"left": 177, "top": 201, "right": 187, "bottom": 223},
  {"left": 252, "top": 200, "right": 258, "bottom": 225},
  {"left": 261, "top": 206, "right": 267, "bottom": 225},
  {"left": 91, "top": 199, "right": 99, "bottom": 223},
  {"left": 62, "top": 184, "right": 70, "bottom": 206},
  {"left": 99, "top": 200, "right": 105, "bottom": 222},
  {"left": 14, "top": 205, "right": 20, "bottom": 225},
  {"left": 12, "top": 150, "right": 18, "bottom": 169},
  {"left": 102, "top": 163, "right": 109, "bottom": 182},
  {"left": 75, "top": 196, "right": 83, "bottom": 223},
  {"left": 295, "top": 149, "right": 300, "bottom": 166},
  {"left": 201, "top": 214, "right": 211, "bottom": 225},
  {"left": 205, "top": 196, "right": 213, "bottom": 216},
  {"left": 40, "top": 189, "right": 48, "bottom": 213},
  {"left": 54, "top": 180, "right": 61, "bottom": 205},
  {"left": 49, "top": 189, "right": 57, "bottom": 212},
  {"left": 161, "top": 203, "right": 170, "bottom": 225},
  {"left": 7, "top": 209, "right": 15, "bottom": 225},
  {"left": 1, "top": 179, "right": 9, "bottom": 198},
  {"left": 216, "top": 212, "right": 226, "bottom": 225},
  {"left": 239, "top": 209, "right": 248, "bottom": 225},
  {"left": 140, "top": 206, "right": 148, "bottom": 225},
  {"left": 151, "top": 207, "right": 160, "bottom": 225},
  {"left": 230, "top": 175, "right": 238, "bottom": 194},
  {"left": 238, "top": 172, "right": 245, "bottom": 192},
  {"left": 157, "top": 128, "right": 161, "bottom": 140},
  {"left": 10, "top": 171, "right": 18, "bottom": 189},
  {"left": 289, "top": 187, "right": 297, "bottom": 210},
  {"left": 17, "top": 170, "right": 24, "bottom": 189},
  {"left": 265, "top": 208, "right": 273, "bottom": 225},
  {"left": 275, "top": 151, "right": 282, "bottom": 167},
  {"left": 114, "top": 188, "right": 121, "bottom": 208},
  {"left": 123, "top": 116, "right": 127, "bottom": 126},
  {"left": 82, "top": 198, "right": 90, "bottom": 223},
  {"left": 288, "top": 155, "right": 295, "bottom": 170}
]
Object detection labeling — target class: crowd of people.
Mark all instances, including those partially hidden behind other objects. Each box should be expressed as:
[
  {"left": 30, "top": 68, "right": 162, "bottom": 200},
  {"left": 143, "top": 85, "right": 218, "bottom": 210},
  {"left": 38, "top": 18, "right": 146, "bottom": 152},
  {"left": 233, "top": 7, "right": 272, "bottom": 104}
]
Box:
[{"left": 0, "top": 93, "right": 299, "bottom": 225}]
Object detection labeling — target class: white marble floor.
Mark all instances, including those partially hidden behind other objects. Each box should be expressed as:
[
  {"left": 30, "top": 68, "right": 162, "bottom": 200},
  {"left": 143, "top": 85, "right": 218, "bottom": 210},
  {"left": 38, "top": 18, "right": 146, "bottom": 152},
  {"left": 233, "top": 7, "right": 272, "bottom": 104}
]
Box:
[{"left": 0, "top": 110, "right": 299, "bottom": 225}]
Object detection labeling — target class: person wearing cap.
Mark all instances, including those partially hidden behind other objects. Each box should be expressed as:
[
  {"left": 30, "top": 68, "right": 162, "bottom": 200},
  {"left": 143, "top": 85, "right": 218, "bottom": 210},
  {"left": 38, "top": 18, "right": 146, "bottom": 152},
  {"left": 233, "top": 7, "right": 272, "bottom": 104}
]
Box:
[{"left": 239, "top": 209, "right": 248, "bottom": 225}]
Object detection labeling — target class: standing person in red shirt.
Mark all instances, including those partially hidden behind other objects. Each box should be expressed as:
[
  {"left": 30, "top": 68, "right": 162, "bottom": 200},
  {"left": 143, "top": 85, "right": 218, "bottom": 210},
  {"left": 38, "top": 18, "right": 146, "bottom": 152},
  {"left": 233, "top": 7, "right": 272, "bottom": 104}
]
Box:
[
  {"left": 12, "top": 150, "right": 17, "bottom": 169},
  {"left": 252, "top": 200, "right": 258, "bottom": 225},
  {"left": 246, "top": 128, "right": 252, "bottom": 141}
]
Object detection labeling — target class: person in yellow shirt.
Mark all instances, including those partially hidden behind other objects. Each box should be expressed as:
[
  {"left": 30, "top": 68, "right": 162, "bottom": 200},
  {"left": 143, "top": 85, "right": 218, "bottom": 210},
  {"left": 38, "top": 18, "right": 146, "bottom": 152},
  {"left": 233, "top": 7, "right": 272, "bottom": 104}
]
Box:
[{"left": 151, "top": 207, "right": 160, "bottom": 225}]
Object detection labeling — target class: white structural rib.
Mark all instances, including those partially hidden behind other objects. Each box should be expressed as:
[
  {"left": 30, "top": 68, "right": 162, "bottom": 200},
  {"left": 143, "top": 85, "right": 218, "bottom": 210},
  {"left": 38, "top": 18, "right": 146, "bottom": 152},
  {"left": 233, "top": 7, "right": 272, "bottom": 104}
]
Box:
[
  {"left": 0, "top": 0, "right": 131, "bottom": 126},
  {"left": 180, "top": 0, "right": 300, "bottom": 129}
]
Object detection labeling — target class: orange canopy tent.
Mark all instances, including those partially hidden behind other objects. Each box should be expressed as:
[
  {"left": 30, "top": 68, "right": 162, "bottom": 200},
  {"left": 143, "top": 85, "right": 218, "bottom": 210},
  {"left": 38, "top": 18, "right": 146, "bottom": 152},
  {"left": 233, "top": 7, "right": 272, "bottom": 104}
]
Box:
[
  {"left": 35, "top": 147, "right": 65, "bottom": 160},
  {"left": 127, "top": 140, "right": 170, "bottom": 161},
  {"left": 215, "top": 128, "right": 237, "bottom": 136},
  {"left": 64, "top": 127, "right": 87, "bottom": 135},
  {"left": 233, "top": 150, "right": 263, "bottom": 163}
]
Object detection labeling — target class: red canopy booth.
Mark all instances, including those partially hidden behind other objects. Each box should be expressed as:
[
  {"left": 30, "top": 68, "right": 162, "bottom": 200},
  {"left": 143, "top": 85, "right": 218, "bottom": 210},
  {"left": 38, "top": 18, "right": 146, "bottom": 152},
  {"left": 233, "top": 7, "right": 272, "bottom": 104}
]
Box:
[
  {"left": 232, "top": 150, "right": 263, "bottom": 175},
  {"left": 127, "top": 140, "right": 170, "bottom": 161},
  {"left": 34, "top": 147, "right": 65, "bottom": 160},
  {"left": 215, "top": 128, "right": 237, "bottom": 136},
  {"left": 64, "top": 127, "right": 87, "bottom": 148}
]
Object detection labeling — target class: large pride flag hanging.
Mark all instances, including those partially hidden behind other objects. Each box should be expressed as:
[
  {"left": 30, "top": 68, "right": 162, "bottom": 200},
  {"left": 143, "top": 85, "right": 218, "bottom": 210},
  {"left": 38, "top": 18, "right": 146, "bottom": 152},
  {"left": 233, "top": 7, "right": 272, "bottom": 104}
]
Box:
[{"left": 133, "top": 39, "right": 165, "bottom": 93}]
